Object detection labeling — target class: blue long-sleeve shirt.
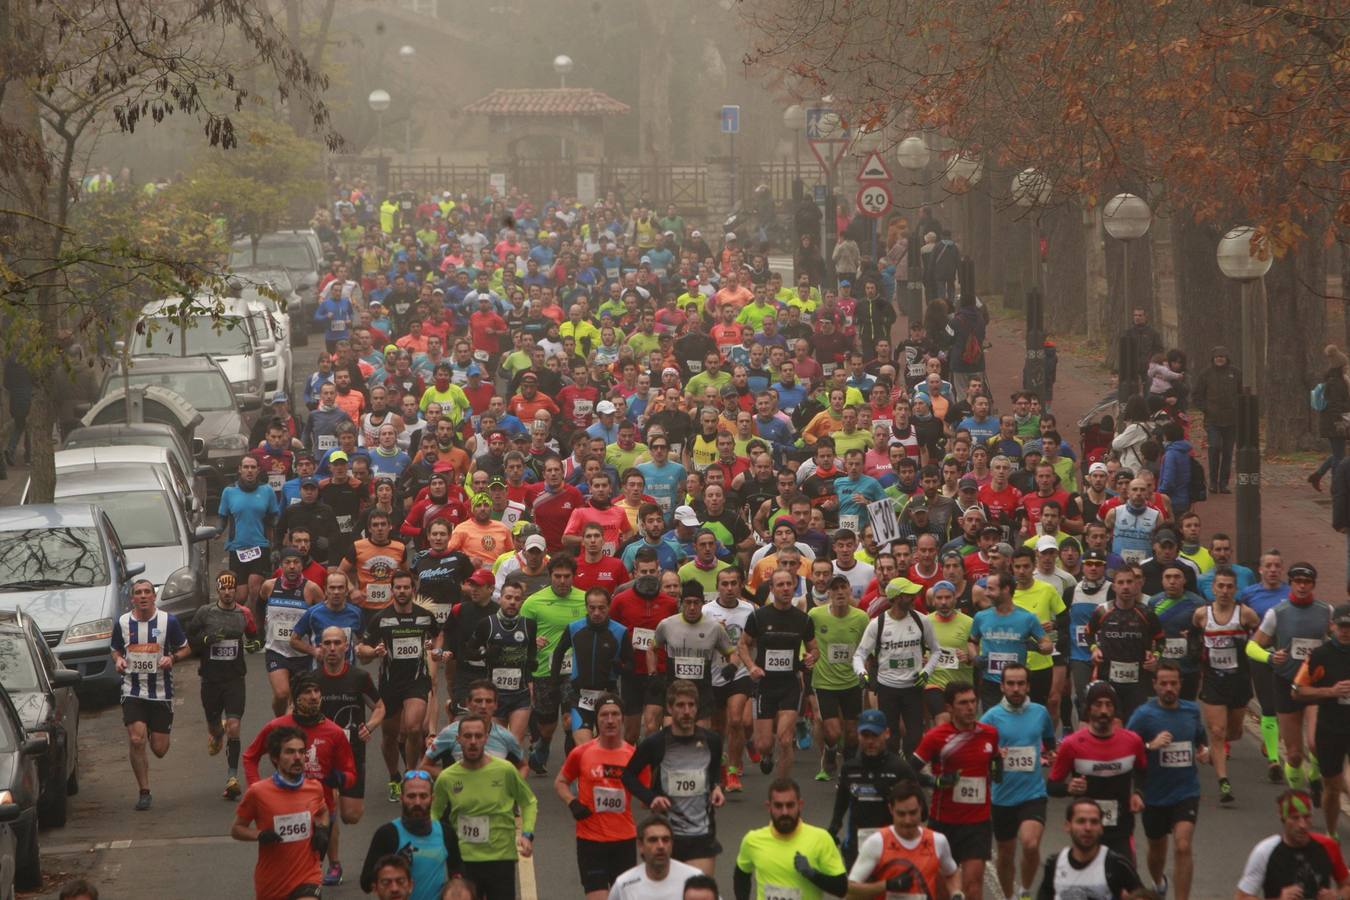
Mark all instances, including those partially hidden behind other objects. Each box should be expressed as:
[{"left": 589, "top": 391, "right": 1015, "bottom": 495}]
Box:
[
  {"left": 315, "top": 296, "right": 354, "bottom": 344},
  {"left": 1158, "top": 440, "right": 1193, "bottom": 508}
]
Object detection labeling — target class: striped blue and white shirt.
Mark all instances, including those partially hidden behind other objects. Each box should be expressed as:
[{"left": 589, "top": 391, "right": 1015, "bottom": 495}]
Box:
[{"left": 110, "top": 610, "right": 187, "bottom": 701}]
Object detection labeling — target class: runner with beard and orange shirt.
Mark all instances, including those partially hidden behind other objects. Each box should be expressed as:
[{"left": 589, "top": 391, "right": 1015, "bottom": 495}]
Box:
[{"left": 446, "top": 494, "right": 515, "bottom": 567}]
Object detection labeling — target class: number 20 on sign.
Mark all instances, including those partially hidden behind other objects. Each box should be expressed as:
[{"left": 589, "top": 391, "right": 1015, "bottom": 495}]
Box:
[{"left": 856, "top": 183, "right": 892, "bottom": 218}]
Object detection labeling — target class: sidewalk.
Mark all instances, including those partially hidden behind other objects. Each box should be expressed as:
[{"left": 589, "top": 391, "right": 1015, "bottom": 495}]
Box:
[{"left": 977, "top": 303, "right": 1343, "bottom": 591}]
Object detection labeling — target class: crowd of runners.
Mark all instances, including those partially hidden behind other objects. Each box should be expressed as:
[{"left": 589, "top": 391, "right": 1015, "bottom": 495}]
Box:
[{"left": 102, "top": 182, "right": 1350, "bottom": 900}]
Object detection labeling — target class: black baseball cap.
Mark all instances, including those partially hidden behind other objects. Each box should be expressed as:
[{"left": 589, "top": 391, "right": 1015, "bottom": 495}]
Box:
[{"left": 1082, "top": 549, "right": 1107, "bottom": 563}]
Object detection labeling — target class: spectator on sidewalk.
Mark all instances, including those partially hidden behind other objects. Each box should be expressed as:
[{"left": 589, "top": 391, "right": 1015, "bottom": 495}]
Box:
[
  {"left": 1192, "top": 345, "right": 1241, "bottom": 494},
  {"left": 1112, "top": 395, "right": 1154, "bottom": 474},
  {"left": 1333, "top": 454, "right": 1350, "bottom": 597},
  {"left": 1311, "top": 343, "right": 1350, "bottom": 492},
  {"left": 1157, "top": 421, "right": 1194, "bottom": 516}
]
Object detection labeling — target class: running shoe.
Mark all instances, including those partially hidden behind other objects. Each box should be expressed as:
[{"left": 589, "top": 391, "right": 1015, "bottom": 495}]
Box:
[
  {"left": 814, "top": 769, "right": 830, "bottom": 782},
  {"left": 134, "top": 791, "right": 152, "bottom": 811},
  {"left": 388, "top": 780, "right": 401, "bottom": 803},
  {"left": 823, "top": 746, "right": 838, "bottom": 776},
  {"left": 1155, "top": 875, "right": 1168, "bottom": 897},
  {"left": 527, "top": 750, "right": 548, "bottom": 776},
  {"left": 1219, "top": 778, "right": 1235, "bottom": 805},
  {"left": 795, "top": 720, "right": 812, "bottom": 750},
  {"left": 725, "top": 769, "right": 743, "bottom": 793},
  {"left": 207, "top": 732, "right": 223, "bottom": 756},
  {"left": 244, "top": 639, "right": 263, "bottom": 654},
  {"left": 1268, "top": 760, "right": 1284, "bottom": 783},
  {"left": 322, "top": 862, "right": 343, "bottom": 886},
  {"left": 760, "top": 753, "right": 774, "bottom": 776},
  {"left": 223, "top": 777, "right": 241, "bottom": 801},
  {"left": 746, "top": 745, "right": 762, "bottom": 764}
]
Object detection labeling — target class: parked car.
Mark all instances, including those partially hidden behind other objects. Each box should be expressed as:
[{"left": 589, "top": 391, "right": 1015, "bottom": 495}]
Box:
[
  {"left": 229, "top": 231, "right": 323, "bottom": 325},
  {"left": 0, "top": 504, "right": 145, "bottom": 701},
  {"left": 63, "top": 422, "right": 207, "bottom": 486},
  {"left": 93, "top": 356, "right": 252, "bottom": 488},
  {"left": 45, "top": 467, "right": 216, "bottom": 615},
  {"left": 0, "top": 610, "right": 80, "bottom": 828},
  {"left": 23, "top": 445, "right": 207, "bottom": 522},
  {"left": 244, "top": 298, "right": 292, "bottom": 395},
  {"left": 0, "top": 684, "right": 46, "bottom": 891},
  {"left": 237, "top": 268, "right": 307, "bottom": 348},
  {"left": 131, "top": 297, "right": 266, "bottom": 409}
]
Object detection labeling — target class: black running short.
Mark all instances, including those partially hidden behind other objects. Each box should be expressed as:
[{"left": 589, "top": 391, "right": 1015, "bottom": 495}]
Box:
[
  {"left": 121, "top": 696, "right": 173, "bottom": 734},
  {"left": 992, "top": 798, "right": 1047, "bottom": 842},
  {"left": 753, "top": 677, "right": 803, "bottom": 720},
  {"left": 201, "top": 677, "right": 246, "bottom": 722},
  {"left": 814, "top": 685, "right": 863, "bottom": 721},
  {"left": 1141, "top": 796, "right": 1199, "bottom": 839},
  {"left": 576, "top": 837, "right": 636, "bottom": 893},
  {"left": 930, "top": 818, "right": 993, "bottom": 862}
]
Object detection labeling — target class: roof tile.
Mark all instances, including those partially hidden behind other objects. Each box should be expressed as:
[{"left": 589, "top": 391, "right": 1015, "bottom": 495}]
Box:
[{"left": 463, "top": 88, "right": 630, "bottom": 118}]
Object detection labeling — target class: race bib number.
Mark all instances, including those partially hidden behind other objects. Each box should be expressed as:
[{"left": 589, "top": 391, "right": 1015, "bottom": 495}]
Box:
[
  {"left": 1004, "top": 746, "right": 1036, "bottom": 773},
  {"left": 988, "top": 651, "right": 1017, "bottom": 674},
  {"left": 592, "top": 786, "right": 626, "bottom": 813},
  {"left": 656, "top": 495, "right": 672, "bottom": 514},
  {"left": 839, "top": 514, "right": 861, "bottom": 534},
  {"left": 953, "top": 775, "right": 986, "bottom": 804},
  {"left": 126, "top": 644, "right": 160, "bottom": 675},
  {"left": 935, "top": 648, "right": 961, "bottom": 670},
  {"left": 1291, "top": 638, "right": 1321, "bottom": 661},
  {"left": 764, "top": 888, "right": 801, "bottom": 900},
  {"left": 765, "top": 649, "right": 795, "bottom": 672},
  {"left": 822, "top": 363, "right": 836, "bottom": 377},
  {"left": 391, "top": 636, "right": 423, "bottom": 659},
  {"left": 501, "top": 506, "right": 522, "bottom": 529},
  {"left": 457, "top": 815, "right": 489, "bottom": 844},
  {"left": 330, "top": 319, "right": 348, "bottom": 332},
  {"left": 1109, "top": 660, "right": 1140, "bottom": 684},
  {"left": 317, "top": 435, "right": 338, "bottom": 452},
  {"left": 673, "top": 657, "right": 705, "bottom": 680},
  {"left": 1121, "top": 549, "right": 1146, "bottom": 565},
  {"left": 1209, "top": 646, "right": 1238, "bottom": 670},
  {"left": 366, "top": 583, "right": 391, "bottom": 605},
  {"left": 268, "top": 473, "right": 285, "bottom": 491},
  {"left": 828, "top": 643, "right": 853, "bottom": 664},
  {"left": 1098, "top": 798, "right": 1119, "bottom": 827},
  {"left": 906, "top": 363, "right": 926, "bottom": 378},
  {"left": 1159, "top": 741, "right": 1193, "bottom": 768},
  {"left": 1074, "top": 625, "right": 1088, "bottom": 649},
  {"left": 1162, "top": 638, "right": 1186, "bottom": 659},
  {"left": 209, "top": 640, "right": 239, "bottom": 661},
  {"left": 268, "top": 609, "right": 302, "bottom": 644},
  {"left": 572, "top": 400, "right": 593, "bottom": 420},
  {"left": 431, "top": 604, "right": 452, "bottom": 625},
  {"left": 236, "top": 546, "right": 263, "bottom": 563},
  {"left": 577, "top": 689, "right": 602, "bottom": 711},
  {"left": 631, "top": 628, "right": 656, "bottom": 651},
  {"left": 273, "top": 810, "right": 311, "bottom": 843},
  {"left": 687, "top": 360, "right": 703, "bottom": 374},
  {"left": 560, "top": 652, "right": 573, "bottom": 675},
  {"left": 492, "top": 668, "right": 522, "bottom": 692},
  {"left": 336, "top": 515, "right": 354, "bottom": 533},
  {"left": 887, "top": 654, "right": 916, "bottom": 671},
  {"left": 667, "top": 768, "right": 706, "bottom": 797}
]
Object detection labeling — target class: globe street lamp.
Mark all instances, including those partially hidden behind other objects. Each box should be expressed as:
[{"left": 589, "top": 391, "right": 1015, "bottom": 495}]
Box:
[
  {"left": 553, "top": 54, "right": 574, "bottom": 88},
  {"left": 783, "top": 104, "right": 806, "bottom": 188},
  {"left": 1217, "top": 225, "right": 1273, "bottom": 569},
  {"left": 368, "top": 88, "right": 391, "bottom": 158},
  {"left": 1103, "top": 193, "right": 1153, "bottom": 400},
  {"left": 398, "top": 46, "right": 416, "bottom": 156},
  {"left": 895, "top": 136, "right": 931, "bottom": 175}
]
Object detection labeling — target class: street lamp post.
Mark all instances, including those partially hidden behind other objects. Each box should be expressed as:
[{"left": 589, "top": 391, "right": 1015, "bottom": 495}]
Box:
[
  {"left": 783, "top": 104, "right": 806, "bottom": 202},
  {"left": 368, "top": 88, "right": 391, "bottom": 157},
  {"left": 1217, "top": 225, "right": 1273, "bottom": 569},
  {"left": 943, "top": 151, "right": 982, "bottom": 275},
  {"left": 398, "top": 45, "right": 416, "bottom": 157},
  {"left": 896, "top": 135, "right": 931, "bottom": 315},
  {"left": 1103, "top": 193, "right": 1153, "bottom": 401},
  {"left": 815, "top": 100, "right": 844, "bottom": 289},
  {"left": 554, "top": 55, "right": 574, "bottom": 162}
]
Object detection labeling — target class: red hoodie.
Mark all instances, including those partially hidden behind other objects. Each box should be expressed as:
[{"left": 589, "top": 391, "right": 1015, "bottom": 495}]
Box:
[{"left": 242, "top": 713, "right": 356, "bottom": 812}]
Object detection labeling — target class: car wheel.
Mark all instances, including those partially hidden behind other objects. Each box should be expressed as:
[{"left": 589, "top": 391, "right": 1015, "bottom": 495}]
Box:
[
  {"left": 14, "top": 822, "right": 38, "bottom": 891},
  {"left": 65, "top": 747, "right": 78, "bottom": 797},
  {"left": 38, "top": 758, "right": 67, "bottom": 828}
]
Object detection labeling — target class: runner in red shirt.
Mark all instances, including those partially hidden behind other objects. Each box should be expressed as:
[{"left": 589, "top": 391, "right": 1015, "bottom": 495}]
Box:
[
  {"left": 977, "top": 455, "right": 1022, "bottom": 539},
  {"left": 524, "top": 456, "right": 586, "bottom": 552},
  {"left": 1018, "top": 463, "right": 1073, "bottom": 538},
  {"left": 557, "top": 362, "right": 601, "bottom": 434},
  {"left": 468, "top": 296, "right": 508, "bottom": 356},
  {"left": 609, "top": 562, "right": 679, "bottom": 743},
  {"left": 232, "top": 725, "right": 330, "bottom": 900},
  {"left": 913, "top": 681, "right": 1000, "bottom": 900},
  {"left": 563, "top": 473, "right": 634, "bottom": 556},
  {"left": 573, "top": 522, "right": 630, "bottom": 593},
  {"left": 557, "top": 695, "right": 644, "bottom": 899}
]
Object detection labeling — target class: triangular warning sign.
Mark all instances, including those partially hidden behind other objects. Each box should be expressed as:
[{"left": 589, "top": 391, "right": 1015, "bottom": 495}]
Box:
[
  {"left": 807, "top": 139, "right": 850, "bottom": 173},
  {"left": 856, "top": 150, "right": 892, "bottom": 183}
]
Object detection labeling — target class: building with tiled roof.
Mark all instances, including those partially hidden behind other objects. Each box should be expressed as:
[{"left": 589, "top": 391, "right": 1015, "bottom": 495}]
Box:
[{"left": 462, "top": 88, "right": 630, "bottom": 118}]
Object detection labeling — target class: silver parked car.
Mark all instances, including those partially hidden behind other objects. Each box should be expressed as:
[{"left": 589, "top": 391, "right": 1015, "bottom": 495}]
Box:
[
  {"left": 47, "top": 467, "right": 216, "bottom": 615},
  {"left": 0, "top": 505, "right": 146, "bottom": 700}
]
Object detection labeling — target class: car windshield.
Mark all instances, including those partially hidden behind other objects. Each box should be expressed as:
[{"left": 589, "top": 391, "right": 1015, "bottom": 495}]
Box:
[
  {"left": 0, "top": 632, "right": 41, "bottom": 694},
  {"left": 230, "top": 240, "right": 313, "bottom": 272},
  {"left": 0, "top": 527, "right": 110, "bottom": 589},
  {"left": 132, "top": 315, "right": 252, "bottom": 357},
  {"left": 65, "top": 434, "right": 177, "bottom": 456},
  {"left": 55, "top": 491, "right": 179, "bottom": 548},
  {"left": 116, "top": 371, "right": 234, "bottom": 411}
]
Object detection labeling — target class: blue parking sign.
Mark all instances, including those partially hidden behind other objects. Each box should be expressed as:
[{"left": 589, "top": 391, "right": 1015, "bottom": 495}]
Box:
[{"left": 720, "top": 105, "right": 740, "bottom": 134}]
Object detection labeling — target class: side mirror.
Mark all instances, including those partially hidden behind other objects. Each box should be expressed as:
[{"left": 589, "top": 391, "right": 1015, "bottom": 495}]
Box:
[
  {"left": 194, "top": 465, "right": 214, "bottom": 478},
  {"left": 192, "top": 439, "right": 207, "bottom": 459},
  {"left": 125, "top": 562, "right": 146, "bottom": 578},
  {"left": 20, "top": 736, "right": 48, "bottom": 757},
  {"left": 241, "top": 396, "right": 263, "bottom": 412},
  {"left": 192, "top": 525, "right": 220, "bottom": 543},
  {"left": 73, "top": 402, "right": 91, "bottom": 417},
  {"left": 50, "top": 669, "right": 81, "bottom": 688}
]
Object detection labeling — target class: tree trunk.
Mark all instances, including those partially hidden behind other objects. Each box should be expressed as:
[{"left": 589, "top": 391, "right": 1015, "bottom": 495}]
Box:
[
  {"left": 637, "top": 0, "right": 674, "bottom": 167},
  {"left": 1103, "top": 208, "right": 1155, "bottom": 349},
  {"left": 1171, "top": 212, "right": 1241, "bottom": 378},
  {"left": 970, "top": 188, "right": 992, "bottom": 299},
  {"left": 1043, "top": 201, "right": 1086, "bottom": 335},
  {"left": 1264, "top": 215, "right": 1327, "bottom": 453}
]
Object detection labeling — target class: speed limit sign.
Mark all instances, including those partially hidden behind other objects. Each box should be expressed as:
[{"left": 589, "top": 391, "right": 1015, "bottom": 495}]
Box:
[{"left": 856, "top": 183, "right": 892, "bottom": 218}]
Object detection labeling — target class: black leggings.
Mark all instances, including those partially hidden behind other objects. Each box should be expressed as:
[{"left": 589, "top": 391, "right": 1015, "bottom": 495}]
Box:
[
  {"left": 1251, "top": 661, "right": 1277, "bottom": 717},
  {"left": 874, "top": 683, "right": 926, "bottom": 756}
]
